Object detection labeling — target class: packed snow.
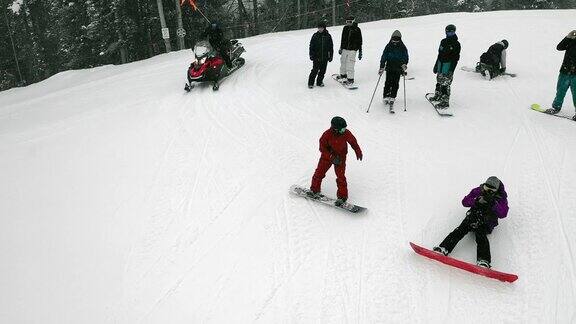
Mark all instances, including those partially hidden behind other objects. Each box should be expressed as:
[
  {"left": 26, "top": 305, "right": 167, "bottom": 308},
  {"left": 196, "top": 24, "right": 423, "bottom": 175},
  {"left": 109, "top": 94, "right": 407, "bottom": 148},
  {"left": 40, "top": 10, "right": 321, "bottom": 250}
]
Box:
[{"left": 1, "top": 9, "right": 575, "bottom": 323}]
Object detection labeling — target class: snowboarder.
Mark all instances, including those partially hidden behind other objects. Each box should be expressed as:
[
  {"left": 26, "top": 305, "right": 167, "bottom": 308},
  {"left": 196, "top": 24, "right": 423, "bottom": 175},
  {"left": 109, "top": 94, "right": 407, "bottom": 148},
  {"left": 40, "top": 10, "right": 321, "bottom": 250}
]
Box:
[
  {"left": 433, "top": 176, "right": 509, "bottom": 268},
  {"left": 546, "top": 30, "right": 576, "bottom": 120},
  {"left": 201, "top": 22, "right": 233, "bottom": 68},
  {"left": 378, "top": 30, "right": 409, "bottom": 110},
  {"left": 309, "top": 116, "right": 363, "bottom": 206},
  {"left": 308, "top": 21, "right": 334, "bottom": 89},
  {"left": 429, "top": 24, "right": 461, "bottom": 109},
  {"left": 476, "top": 40, "right": 509, "bottom": 80},
  {"left": 336, "top": 16, "right": 363, "bottom": 86}
]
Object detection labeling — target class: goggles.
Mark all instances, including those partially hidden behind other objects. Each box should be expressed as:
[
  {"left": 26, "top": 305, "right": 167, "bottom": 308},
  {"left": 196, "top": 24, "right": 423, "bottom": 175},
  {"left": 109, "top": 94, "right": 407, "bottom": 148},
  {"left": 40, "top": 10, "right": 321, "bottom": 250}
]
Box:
[
  {"left": 336, "top": 127, "right": 346, "bottom": 134},
  {"left": 446, "top": 31, "right": 456, "bottom": 37},
  {"left": 346, "top": 19, "right": 354, "bottom": 24},
  {"left": 482, "top": 184, "right": 497, "bottom": 193}
]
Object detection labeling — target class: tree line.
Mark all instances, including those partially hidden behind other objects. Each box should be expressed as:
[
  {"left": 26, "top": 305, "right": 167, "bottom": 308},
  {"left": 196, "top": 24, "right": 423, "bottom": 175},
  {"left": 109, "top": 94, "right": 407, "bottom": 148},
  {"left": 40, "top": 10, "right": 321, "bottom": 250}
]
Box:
[{"left": 1, "top": 0, "right": 574, "bottom": 91}]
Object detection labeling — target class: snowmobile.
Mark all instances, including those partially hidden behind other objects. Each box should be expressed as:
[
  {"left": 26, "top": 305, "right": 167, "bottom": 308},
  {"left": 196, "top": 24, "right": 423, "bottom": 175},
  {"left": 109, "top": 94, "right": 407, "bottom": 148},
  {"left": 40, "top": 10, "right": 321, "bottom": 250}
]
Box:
[{"left": 184, "top": 39, "right": 246, "bottom": 92}]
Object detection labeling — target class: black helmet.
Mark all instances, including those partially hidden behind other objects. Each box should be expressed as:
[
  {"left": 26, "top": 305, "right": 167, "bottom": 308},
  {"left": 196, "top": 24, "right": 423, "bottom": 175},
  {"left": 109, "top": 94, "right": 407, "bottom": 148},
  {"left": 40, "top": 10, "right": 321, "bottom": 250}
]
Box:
[
  {"left": 317, "top": 21, "right": 327, "bottom": 28},
  {"left": 445, "top": 24, "right": 456, "bottom": 32},
  {"left": 502, "top": 39, "right": 509, "bottom": 49},
  {"left": 331, "top": 116, "right": 347, "bottom": 130}
]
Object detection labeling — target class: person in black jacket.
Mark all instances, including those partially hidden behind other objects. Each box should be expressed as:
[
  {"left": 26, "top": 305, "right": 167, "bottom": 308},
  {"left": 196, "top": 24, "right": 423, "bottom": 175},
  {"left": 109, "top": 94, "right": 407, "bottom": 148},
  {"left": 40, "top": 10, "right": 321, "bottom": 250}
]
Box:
[
  {"left": 477, "top": 40, "right": 509, "bottom": 80},
  {"left": 337, "top": 16, "right": 363, "bottom": 85},
  {"left": 308, "top": 21, "right": 334, "bottom": 88},
  {"left": 201, "top": 22, "right": 233, "bottom": 68},
  {"left": 378, "top": 30, "right": 409, "bottom": 110},
  {"left": 430, "top": 24, "right": 461, "bottom": 109},
  {"left": 547, "top": 30, "right": 576, "bottom": 120}
]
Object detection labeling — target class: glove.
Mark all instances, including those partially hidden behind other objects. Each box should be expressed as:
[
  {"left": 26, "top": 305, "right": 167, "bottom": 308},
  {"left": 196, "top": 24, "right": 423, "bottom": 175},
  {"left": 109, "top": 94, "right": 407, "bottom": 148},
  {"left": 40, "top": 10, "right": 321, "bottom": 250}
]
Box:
[
  {"left": 356, "top": 152, "right": 363, "bottom": 161},
  {"left": 310, "top": 55, "right": 314, "bottom": 61},
  {"left": 567, "top": 30, "right": 576, "bottom": 39},
  {"left": 331, "top": 154, "right": 341, "bottom": 165},
  {"left": 358, "top": 50, "right": 363, "bottom": 60},
  {"left": 500, "top": 67, "right": 506, "bottom": 73},
  {"left": 338, "top": 49, "right": 343, "bottom": 55},
  {"left": 401, "top": 64, "right": 407, "bottom": 72},
  {"left": 378, "top": 68, "right": 384, "bottom": 75}
]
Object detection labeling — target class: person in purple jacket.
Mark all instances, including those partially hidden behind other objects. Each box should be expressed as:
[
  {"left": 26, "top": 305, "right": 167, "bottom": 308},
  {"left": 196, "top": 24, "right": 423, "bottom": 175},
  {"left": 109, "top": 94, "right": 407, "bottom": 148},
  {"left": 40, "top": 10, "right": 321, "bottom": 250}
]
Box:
[{"left": 433, "top": 176, "right": 509, "bottom": 268}]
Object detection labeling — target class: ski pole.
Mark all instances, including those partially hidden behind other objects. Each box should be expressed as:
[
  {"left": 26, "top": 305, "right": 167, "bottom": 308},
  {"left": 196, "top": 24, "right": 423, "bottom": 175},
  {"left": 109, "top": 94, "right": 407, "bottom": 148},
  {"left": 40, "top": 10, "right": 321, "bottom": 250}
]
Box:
[
  {"left": 366, "top": 73, "right": 383, "bottom": 113},
  {"left": 403, "top": 74, "right": 407, "bottom": 112}
]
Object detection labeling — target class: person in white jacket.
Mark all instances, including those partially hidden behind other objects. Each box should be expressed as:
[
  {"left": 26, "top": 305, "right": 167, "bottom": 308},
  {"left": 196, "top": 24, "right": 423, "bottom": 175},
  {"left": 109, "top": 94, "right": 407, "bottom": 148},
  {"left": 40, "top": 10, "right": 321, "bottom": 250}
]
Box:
[{"left": 336, "top": 16, "right": 363, "bottom": 85}]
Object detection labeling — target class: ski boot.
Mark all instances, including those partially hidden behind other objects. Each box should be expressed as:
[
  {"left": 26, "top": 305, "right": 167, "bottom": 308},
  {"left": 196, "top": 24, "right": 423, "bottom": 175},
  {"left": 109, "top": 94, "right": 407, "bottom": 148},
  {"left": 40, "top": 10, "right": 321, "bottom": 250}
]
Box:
[
  {"left": 388, "top": 98, "right": 396, "bottom": 114},
  {"left": 335, "top": 197, "right": 347, "bottom": 207},
  {"left": 572, "top": 115, "right": 576, "bottom": 121},
  {"left": 317, "top": 82, "right": 325, "bottom": 87},
  {"left": 383, "top": 97, "right": 390, "bottom": 105},
  {"left": 545, "top": 108, "right": 560, "bottom": 115},
  {"left": 433, "top": 246, "right": 449, "bottom": 256},
  {"left": 212, "top": 82, "right": 220, "bottom": 91},
  {"left": 477, "top": 259, "right": 491, "bottom": 268},
  {"left": 308, "top": 84, "right": 314, "bottom": 89},
  {"left": 184, "top": 83, "right": 191, "bottom": 92},
  {"left": 344, "top": 78, "right": 354, "bottom": 86},
  {"left": 336, "top": 74, "right": 347, "bottom": 82},
  {"left": 428, "top": 94, "right": 441, "bottom": 102},
  {"left": 436, "top": 101, "right": 449, "bottom": 110}
]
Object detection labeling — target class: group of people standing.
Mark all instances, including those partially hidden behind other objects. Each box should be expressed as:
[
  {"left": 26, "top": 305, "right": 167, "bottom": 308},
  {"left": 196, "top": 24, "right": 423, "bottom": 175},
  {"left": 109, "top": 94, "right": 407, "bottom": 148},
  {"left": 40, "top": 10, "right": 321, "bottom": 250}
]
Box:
[{"left": 307, "top": 19, "right": 576, "bottom": 117}]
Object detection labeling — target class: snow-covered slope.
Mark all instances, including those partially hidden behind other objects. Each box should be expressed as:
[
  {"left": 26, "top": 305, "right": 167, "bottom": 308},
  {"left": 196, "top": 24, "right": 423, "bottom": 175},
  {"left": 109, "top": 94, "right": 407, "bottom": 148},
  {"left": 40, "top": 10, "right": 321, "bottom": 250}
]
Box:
[{"left": 1, "top": 10, "right": 576, "bottom": 323}]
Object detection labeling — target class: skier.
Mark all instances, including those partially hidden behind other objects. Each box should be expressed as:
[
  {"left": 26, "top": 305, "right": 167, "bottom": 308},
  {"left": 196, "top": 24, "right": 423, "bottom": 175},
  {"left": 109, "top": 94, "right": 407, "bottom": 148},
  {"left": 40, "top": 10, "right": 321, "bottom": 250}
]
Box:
[
  {"left": 336, "top": 16, "right": 363, "bottom": 86},
  {"left": 546, "top": 30, "right": 576, "bottom": 120},
  {"left": 433, "top": 176, "right": 509, "bottom": 268},
  {"left": 429, "top": 24, "right": 461, "bottom": 109},
  {"left": 201, "top": 22, "right": 233, "bottom": 68},
  {"left": 308, "top": 21, "right": 334, "bottom": 89},
  {"left": 476, "top": 40, "right": 509, "bottom": 80},
  {"left": 378, "top": 30, "right": 409, "bottom": 111},
  {"left": 309, "top": 116, "right": 363, "bottom": 206}
]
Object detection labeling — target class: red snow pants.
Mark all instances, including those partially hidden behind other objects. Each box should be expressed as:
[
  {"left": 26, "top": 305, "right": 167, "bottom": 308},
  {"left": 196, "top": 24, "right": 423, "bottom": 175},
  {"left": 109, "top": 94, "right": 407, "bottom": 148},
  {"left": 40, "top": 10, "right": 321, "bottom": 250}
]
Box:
[{"left": 310, "top": 158, "right": 348, "bottom": 199}]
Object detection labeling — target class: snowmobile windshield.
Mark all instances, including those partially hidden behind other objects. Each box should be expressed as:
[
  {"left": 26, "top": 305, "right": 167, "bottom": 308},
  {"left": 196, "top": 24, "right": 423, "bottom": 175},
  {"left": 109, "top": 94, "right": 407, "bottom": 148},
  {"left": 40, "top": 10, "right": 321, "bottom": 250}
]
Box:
[{"left": 194, "top": 41, "right": 213, "bottom": 59}]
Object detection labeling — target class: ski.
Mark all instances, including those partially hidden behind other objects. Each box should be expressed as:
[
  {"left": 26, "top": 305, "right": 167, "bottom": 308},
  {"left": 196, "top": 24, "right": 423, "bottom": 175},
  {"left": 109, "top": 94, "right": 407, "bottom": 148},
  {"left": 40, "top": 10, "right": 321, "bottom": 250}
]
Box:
[
  {"left": 460, "top": 66, "right": 517, "bottom": 78},
  {"left": 289, "top": 185, "right": 366, "bottom": 213},
  {"left": 425, "top": 93, "right": 453, "bottom": 117},
  {"left": 332, "top": 74, "right": 359, "bottom": 90},
  {"left": 410, "top": 242, "right": 518, "bottom": 283},
  {"left": 531, "top": 103, "right": 575, "bottom": 121}
]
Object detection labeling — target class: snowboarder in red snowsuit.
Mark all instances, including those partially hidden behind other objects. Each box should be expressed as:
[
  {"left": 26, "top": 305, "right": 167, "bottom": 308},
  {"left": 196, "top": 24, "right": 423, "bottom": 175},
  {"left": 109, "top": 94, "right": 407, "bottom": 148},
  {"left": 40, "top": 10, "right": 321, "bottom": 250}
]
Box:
[{"left": 310, "top": 116, "right": 363, "bottom": 205}]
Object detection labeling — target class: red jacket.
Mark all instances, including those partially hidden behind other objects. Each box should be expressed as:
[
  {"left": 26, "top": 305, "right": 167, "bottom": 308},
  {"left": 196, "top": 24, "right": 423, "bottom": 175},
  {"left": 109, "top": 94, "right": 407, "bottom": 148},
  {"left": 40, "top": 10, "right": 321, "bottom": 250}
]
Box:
[{"left": 319, "top": 129, "right": 362, "bottom": 161}]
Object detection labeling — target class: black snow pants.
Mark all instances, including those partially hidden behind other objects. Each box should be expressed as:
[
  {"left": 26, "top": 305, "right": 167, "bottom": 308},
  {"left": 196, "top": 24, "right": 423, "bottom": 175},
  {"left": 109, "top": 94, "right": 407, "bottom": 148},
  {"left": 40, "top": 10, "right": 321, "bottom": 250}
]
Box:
[
  {"left": 383, "top": 71, "right": 401, "bottom": 98},
  {"left": 308, "top": 60, "right": 329, "bottom": 86},
  {"left": 439, "top": 213, "right": 491, "bottom": 263}
]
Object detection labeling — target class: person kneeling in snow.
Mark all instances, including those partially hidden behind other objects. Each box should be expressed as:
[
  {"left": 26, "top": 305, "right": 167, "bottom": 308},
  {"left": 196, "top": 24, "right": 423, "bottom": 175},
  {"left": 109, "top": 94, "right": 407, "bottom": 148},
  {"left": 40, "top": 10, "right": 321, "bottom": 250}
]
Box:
[
  {"left": 309, "top": 117, "right": 363, "bottom": 206},
  {"left": 476, "top": 39, "right": 509, "bottom": 80},
  {"left": 433, "top": 176, "right": 509, "bottom": 269}
]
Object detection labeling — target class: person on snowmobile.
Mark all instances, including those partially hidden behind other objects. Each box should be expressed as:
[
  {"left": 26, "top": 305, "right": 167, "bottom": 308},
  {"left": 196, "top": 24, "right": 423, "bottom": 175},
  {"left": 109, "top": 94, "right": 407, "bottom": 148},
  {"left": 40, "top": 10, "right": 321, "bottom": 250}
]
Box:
[
  {"left": 476, "top": 40, "right": 509, "bottom": 80},
  {"left": 337, "top": 16, "right": 363, "bottom": 86},
  {"left": 430, "top": 24, "right": 461, "bottom": 109},
  {"left": 546, "top": 30, "right": 576, "bottom": 120},
  {"left": 201, "top": 22, "right": 233, "bottom": 68},
  {"left": 433, "top": 176, "right": 509, "bottom": 269},
  {"left": 308, "top": 21, "right": 334, "bottom": 88},
  {"left": 309, "top": 117, "right": 363, "bottom": 206},
  {"left": 379, "top": 30, "right": 409, "bottom": 108}
]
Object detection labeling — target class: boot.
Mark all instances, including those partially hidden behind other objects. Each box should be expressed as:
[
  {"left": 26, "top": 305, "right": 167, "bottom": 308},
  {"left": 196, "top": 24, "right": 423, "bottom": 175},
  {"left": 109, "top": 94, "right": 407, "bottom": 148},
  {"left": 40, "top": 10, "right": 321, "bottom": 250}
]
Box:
[
  {"left": 433, "top": 246, "right": 449, "bottom": 256},
  {"left": 477, "top": 259, "right": 491, "bottom": 268},
  {"left": 545, "top": 108, "right": 560, "bottom": 115},
  {"left": 335, "top": 197, "right": 347, "bottom": 207}
]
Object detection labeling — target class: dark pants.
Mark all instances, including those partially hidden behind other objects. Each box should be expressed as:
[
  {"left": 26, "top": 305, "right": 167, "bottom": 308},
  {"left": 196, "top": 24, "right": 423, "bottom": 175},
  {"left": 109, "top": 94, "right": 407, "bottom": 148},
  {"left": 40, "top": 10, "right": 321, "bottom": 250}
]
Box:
[
  {"left": 439, "top": 215, "right": 491, "bottom": 263},
  {"left": 309, "top": 60, "right": 328, "bottom": 86},
  {"left": 434, "top": 73, "right": 454, "bottom": 105},
  {"left": 383, "top": 71, "right": 401, "bottom": 98}
]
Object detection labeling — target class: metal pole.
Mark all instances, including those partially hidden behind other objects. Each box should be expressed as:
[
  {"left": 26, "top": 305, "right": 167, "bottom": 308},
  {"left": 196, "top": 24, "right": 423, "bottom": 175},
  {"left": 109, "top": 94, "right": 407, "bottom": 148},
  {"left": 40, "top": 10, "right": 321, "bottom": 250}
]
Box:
[
  {"left": 156, "top": 0, "right": 171, "bottom": 52},
  {"left": 366, "top": 73, "right": 383, "bottom": 113},
  {"left": 4, "top": 8, "right": 23, "bottom": 84},
  {"left": 403, "top": 74, "right": 407, "bottom": 111}
]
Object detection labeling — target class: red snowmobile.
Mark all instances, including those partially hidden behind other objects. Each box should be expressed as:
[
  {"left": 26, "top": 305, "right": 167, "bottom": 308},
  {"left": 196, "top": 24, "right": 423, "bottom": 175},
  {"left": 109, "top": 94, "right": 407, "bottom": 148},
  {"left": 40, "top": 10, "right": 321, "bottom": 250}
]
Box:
[{"left": 184, "top": 39, "right": 246, "bottom": 92}]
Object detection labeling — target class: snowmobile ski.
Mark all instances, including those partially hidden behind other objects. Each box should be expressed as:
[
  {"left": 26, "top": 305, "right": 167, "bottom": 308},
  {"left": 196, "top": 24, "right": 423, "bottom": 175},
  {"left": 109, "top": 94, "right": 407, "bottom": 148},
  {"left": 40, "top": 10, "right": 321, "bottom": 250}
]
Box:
[
  {"left": 332, "top": 74, "right": 358, "bottom": 90},
  {"left": 289, "top": 185, "right": 366, "bottom": 213},
  {"left": 410, "top": 242, "right": 518, "bottom": 283},
  {"left": 531, "top": 103, "right": 575, "bottom": 121},
  {"left": 425, "top": 93, "right": 453, "bottom": 117},
  {"left": 460, "top": 66, "right": 517, "bottom": 78}
]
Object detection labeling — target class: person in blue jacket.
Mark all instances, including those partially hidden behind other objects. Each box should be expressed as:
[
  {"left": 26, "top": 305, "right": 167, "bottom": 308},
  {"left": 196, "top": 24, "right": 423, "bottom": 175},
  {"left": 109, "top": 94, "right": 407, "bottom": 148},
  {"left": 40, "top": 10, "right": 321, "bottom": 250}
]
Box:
[
  {"left": 429, "top": 24, "right": 461, "bottom": 109},
  {"left": 378, "top": 30, "right": 409, "bottom": 110}
]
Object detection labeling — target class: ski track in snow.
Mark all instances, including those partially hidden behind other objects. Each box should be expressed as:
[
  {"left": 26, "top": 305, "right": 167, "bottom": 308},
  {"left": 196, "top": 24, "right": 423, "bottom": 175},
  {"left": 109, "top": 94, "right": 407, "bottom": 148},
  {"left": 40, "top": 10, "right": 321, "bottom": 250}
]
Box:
[{"left": 1, "top": 9, "right": 576, "bottom": 324}]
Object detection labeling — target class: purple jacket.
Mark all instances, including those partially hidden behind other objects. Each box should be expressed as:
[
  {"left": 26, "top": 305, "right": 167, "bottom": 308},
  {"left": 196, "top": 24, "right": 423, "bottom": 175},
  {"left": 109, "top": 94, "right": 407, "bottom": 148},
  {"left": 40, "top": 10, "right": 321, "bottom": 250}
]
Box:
[{"left": 462, "top": 184, "right": 509, "bottom": 230}]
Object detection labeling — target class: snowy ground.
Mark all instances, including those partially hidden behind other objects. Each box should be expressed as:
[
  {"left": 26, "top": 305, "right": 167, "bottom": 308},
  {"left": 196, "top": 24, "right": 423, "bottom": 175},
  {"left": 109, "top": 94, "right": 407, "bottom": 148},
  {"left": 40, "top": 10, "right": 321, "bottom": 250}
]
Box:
[{"left": 1, "top": 9, "right": 576, "bottom": 324}]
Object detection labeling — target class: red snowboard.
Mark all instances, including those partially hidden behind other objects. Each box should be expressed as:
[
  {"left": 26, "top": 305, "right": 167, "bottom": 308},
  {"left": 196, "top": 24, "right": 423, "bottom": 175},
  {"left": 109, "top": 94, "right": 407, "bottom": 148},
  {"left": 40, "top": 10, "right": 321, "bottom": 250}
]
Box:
[{"left": 410, "top": 242, "right": 518, "bottom": 283}]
